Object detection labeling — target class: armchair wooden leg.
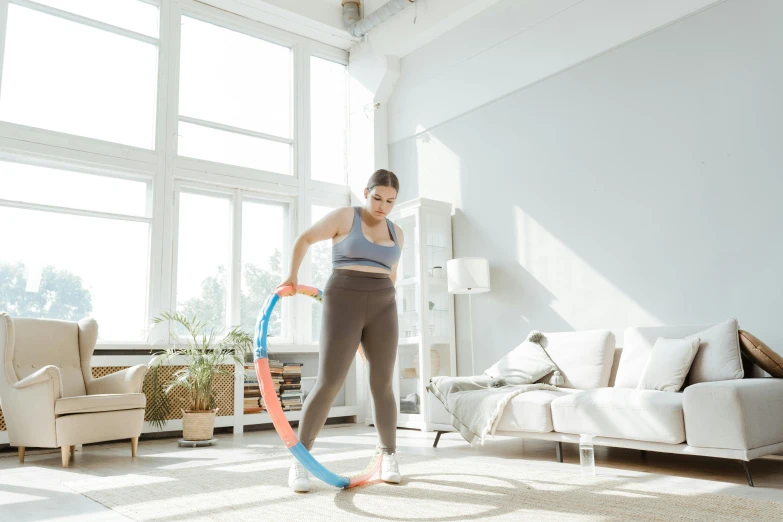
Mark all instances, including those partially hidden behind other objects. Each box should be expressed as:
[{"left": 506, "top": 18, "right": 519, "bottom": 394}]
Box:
[
  {"left": 18, "top": 447, "right": 25, "bottom": 464},
  {"left": 61, "top": 446, "right": 70, "bottom": 468},
  {"left": 131, "top": 437, "right": 139, "bottom": 458},
  {"left": 433, "top": 431, "right": 444, "bottom": 448},
  {"left": 556, "top": 442, "right": 563, "bottom": 463}
]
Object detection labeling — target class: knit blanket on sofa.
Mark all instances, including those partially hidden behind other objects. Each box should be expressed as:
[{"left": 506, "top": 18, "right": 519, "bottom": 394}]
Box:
[{"left": 427, "top": 375, "right": 560, "bottom": 446}]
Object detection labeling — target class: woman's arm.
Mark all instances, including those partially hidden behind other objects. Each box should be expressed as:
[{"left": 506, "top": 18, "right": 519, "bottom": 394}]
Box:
[
  {"left": 282, "top": 207, "right": 350, "bottom": 290},
  {"left": 389, "top": 224, "right": 405, "bottom": 285}
]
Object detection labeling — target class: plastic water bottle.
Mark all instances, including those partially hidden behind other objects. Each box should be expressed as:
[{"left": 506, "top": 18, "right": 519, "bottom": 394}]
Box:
[{"left": 579, "top": 434, "right": 595, "bottom": 476}]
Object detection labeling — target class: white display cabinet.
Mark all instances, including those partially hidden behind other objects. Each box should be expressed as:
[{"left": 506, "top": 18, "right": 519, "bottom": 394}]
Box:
[{"left": 363, "top": 198, "right": 456, "bottom": 432}]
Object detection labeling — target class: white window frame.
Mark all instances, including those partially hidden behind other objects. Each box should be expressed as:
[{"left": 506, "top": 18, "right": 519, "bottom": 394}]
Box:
[
  {"left": 170, "top": 179, "right": 297, "bottom": 346},
  {"left": 309, "top": 52, "right": 350, "bottom": 188},
  {"left": 0, "top": 0, "right": 163, "bottom": 164},
  {"left": 173, "top": 5, "right": 296, "bottom": 181},
  {"left": 0, "top": 151, "right": 155, "bottom": 343},
  {"left": 0, "top": 0, "right": 351, "bottom": 349}
]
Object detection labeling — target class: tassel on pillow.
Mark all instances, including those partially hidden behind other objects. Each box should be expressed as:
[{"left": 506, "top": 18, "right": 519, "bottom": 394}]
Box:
[
  {"left": 548, "top": 370, "right": 565, "bottom": 386},
  {"left": 526, "top": 330, "right": 564, "bottom": 386}
]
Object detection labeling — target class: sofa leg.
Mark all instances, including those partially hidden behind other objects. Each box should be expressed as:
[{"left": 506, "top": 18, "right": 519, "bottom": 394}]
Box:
[
  {"left": 61, "top": 446, "right": 70, "bottom": 468},
  {"left": 556, "top": 442, "right": 563, "bottom": 463},
  {"left": 131, "top": 437, "right": 139, "bottom": 457},
  {"left": 18, "top": 447, "right": 25, "bottom": 464},
  {"left": 741, "top": 460, "right": 754, "bottom": 487},
  {"left": 433, "top": 431, "right": 444, "bottom": 448}
]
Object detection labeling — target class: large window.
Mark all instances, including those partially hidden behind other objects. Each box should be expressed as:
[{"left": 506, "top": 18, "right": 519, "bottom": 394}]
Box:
[
  {"left": 0, "top": 1, "right": 159, "bottom": 148},
  {"left": 0, "top": 1, "right": 350, "bottom": 346},
  {"left": 174, "top": 191, "right": 232, "bottom": 334},
  {"left": 174, "top": 189, "right": 291, "bottom": 338},
  {"left": 310, "top": 205, "right": 335, "bottom": 342},
  {"left": 0, "top": 160, "right": 152, "bottom": 341},
  {"left": 240, "top": 200, "right": 288, "bottom": 336},
  {"left": 178, "top": 16, "right": 293, "bottom": 174},
  {"left": 310, "top": 57, "right": 348, "bottom": 184}
]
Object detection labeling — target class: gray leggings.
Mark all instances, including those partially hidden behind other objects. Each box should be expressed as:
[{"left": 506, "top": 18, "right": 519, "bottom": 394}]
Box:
[{"left": 297, "top": 269, "right": 398, "bottom": 454}]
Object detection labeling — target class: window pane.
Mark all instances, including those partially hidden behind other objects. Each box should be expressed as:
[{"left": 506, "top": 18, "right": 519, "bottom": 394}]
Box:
[
  {"left": 0, "top": 5, "right": 158, "bottom": 149},
  {"left": 0, "top": 206, "right": 149, "bottom": 342},
  {"left": 176, "top": 192, "right": 231, "bottom": 333},
  {"left": 31, "top": 0, "right": 159, "bottom": 37},
  {"left": 179, "top": 16, "right": 292, "bottom": 138},
  {"left": 310, "top": 205, "right": 333, "bottom": 342},
  {"left": 178, "top": 121, "right": 291, "bottom": 174},
  {"left": 241, "top": 200, "right": 287, "bottom": 337},
  {"left": 0, "top": 161, "right": 149, "bottom": 217},
  {"left": 310, "top": 57, "right": 347, "bottom": 184}
]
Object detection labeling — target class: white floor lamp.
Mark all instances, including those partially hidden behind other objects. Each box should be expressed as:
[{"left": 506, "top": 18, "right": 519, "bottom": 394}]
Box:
[{"left": 447, "top": 257, "right": 491, "bottom": 376}]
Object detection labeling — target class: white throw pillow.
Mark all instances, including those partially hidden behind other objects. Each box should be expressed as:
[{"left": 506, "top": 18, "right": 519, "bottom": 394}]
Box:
[
  {"left": 484, "top": 340, "right": 557, "bottom": 384},
  {"left": 685, "top": 319, "right": 744, "bottom": 384},
  {"left": 539, "top": 330, "right": 616, "bottom": 389},
  {"left": 616, "top": 318, "right": 743, "bottom": 388},
  {"left": 637, "top": 337, "right": 700, "bottom": 392}
]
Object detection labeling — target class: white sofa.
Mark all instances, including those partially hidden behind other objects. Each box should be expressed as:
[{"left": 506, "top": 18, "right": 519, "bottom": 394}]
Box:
[{"left": 433, "top": 322, "right": 783, "bottom": 487}]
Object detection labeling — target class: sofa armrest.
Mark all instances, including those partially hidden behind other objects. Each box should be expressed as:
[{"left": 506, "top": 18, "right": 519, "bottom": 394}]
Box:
[
  {"left": 14, "top": 365, "right": 63, "bottom": 398},
  {"left": 683, "top": 378, "right": 783, "bottom": 450},
  {"left": 87, "top": 364, "right": 148, "bottom": 395},
  {"left": 5, "top": 365, "right": 62, "bottom": 446}
]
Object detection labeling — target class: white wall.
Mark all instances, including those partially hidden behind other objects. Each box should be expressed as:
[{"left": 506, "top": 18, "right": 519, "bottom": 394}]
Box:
[
  {"left": 389, "top": 0, "right": 783, "bottom": 375},
  {"left": 386, "top": 0, "right": 723, "bottom": 144}
]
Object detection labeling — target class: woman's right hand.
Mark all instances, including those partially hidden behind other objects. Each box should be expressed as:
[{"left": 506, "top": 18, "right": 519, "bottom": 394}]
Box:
[{"left": 279, "top": 275, "right": 297, "bottom": 293}]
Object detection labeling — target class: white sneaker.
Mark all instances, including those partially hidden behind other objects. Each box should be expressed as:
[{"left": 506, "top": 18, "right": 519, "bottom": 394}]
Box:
[
  {"left": 380, "top": 453, "right": 401, "bottom": 484},
  {"left": 288, "top": 459, "right": 310, "bottom": 492}
]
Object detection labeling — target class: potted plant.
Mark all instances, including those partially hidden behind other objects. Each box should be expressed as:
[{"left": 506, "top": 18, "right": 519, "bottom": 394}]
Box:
[{"left": 146, "top": 312, "right": 253, "bottom": 441}]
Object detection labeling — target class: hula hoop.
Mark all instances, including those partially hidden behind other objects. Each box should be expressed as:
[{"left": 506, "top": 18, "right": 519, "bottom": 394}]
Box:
[{"left": 253, "top": 284, "right": 381, "bottom": 489}]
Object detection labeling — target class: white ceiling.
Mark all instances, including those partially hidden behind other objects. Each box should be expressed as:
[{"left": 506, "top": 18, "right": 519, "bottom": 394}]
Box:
[
  {"left": 202, "top": 0, "right": 504, "bottom": 55},
  {"left": 360, "top": 0, "right": 506, "bottom": 56}
]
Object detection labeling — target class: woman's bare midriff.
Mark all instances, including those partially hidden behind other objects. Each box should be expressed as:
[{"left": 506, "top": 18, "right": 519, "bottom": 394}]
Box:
[{"left": 335, "top": 265, "right": 391, "bottom": 275}]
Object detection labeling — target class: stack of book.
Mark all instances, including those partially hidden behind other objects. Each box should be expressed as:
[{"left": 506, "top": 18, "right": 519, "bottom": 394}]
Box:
[
  {"left": 243, "top": 366, "right": 263, "bottom": 414},
  {"left": 281, "top": 362, "right": 304, "bottom": 411},
  {"left": 259, "top": 360, "right": 284, "bottom": 410}
]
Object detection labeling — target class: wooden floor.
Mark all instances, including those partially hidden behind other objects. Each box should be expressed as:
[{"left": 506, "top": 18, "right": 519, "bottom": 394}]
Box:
[{"left": 0, "top": 424, "right": 781, "bottom": 521}]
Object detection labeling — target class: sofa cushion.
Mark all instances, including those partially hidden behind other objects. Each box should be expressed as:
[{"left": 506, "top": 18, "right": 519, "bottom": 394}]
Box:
[
  {"left": 551, "top": 388, "right": 686, "bottom": 444},
  {"left": 538, "top": 330, "right": 615, "bottom": 390},
  {"left": 496, "top": 389, "right": 581, "bottom": 433},
  {"left": 485, "top": 340, "right": 557, "bottom": 385},
  {"left": 615, "top": 319, "right": 743, "bottom": 388},
  {"left": 55, "top": 393, "right": 146, "bottom": 415}
]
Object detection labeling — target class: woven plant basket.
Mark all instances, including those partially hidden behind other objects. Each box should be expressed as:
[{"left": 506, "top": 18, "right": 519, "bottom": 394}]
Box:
[{"left": 182, "top": 408, "right": 218, "bottom": 441}]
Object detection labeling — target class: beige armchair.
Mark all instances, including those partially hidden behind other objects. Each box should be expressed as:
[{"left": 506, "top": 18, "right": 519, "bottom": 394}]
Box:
[{"left": 0, "top": 313, "right": 148, "bottom": 467}]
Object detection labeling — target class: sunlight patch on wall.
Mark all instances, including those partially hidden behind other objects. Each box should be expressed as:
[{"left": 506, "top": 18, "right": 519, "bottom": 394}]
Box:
[
  {"left": 415, "top": 126, "right": 462, "bottom": 208},
  {"left": 514, "top": 206, "right": 661, "bottom": 340}
]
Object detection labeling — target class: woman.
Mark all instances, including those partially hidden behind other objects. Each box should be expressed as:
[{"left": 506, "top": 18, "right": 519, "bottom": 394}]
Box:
[{"left": 280, "top": 169, "right": 403, "bottom": 492}]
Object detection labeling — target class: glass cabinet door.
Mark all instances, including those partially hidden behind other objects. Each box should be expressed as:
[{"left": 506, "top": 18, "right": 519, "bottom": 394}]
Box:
[
  {"left": 396, "top": 283, "right": 420, "bottom": 341},
  {"left": 397, "top": 344, "right": 421, "bottom": 415},
  {"left": 395, "top": 214, "right": 417, "bottom": 281},
  {"left": 425, "top": 212, "right": 448, "bottom": 279}
]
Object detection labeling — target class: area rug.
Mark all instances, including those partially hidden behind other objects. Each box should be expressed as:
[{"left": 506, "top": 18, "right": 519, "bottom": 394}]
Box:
[{"left": 64, "top": 447, "right": 783, "bottom": 522}]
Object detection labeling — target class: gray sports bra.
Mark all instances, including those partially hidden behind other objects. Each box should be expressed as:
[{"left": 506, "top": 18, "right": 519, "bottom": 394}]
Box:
[{"left": 332, "top": 207, "right": 401, "bottom": 271}]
